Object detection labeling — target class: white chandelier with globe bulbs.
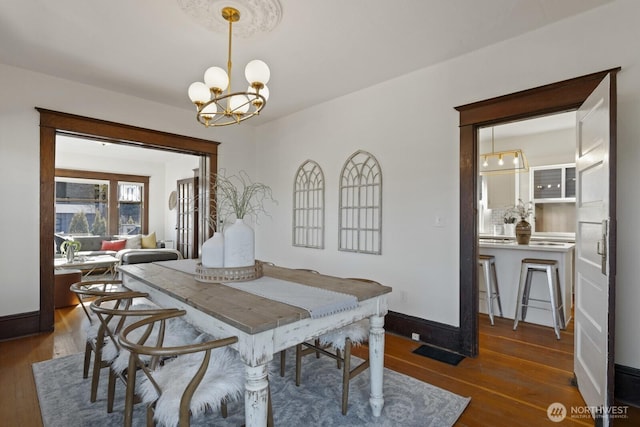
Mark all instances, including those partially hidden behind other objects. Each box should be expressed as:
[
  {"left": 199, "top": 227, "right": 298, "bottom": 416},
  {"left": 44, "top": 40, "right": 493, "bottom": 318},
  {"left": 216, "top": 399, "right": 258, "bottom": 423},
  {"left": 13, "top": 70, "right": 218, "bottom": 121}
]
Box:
[{"left": 188, "top": 6, "right": 270, "bottom": 127}]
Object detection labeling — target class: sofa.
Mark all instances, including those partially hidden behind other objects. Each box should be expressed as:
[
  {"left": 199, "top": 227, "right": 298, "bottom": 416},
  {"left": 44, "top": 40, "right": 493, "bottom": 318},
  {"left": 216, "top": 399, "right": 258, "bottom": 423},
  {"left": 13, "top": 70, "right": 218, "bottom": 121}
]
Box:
[{"left": 54, "top": 232, "right": 183, "bottom": 263}]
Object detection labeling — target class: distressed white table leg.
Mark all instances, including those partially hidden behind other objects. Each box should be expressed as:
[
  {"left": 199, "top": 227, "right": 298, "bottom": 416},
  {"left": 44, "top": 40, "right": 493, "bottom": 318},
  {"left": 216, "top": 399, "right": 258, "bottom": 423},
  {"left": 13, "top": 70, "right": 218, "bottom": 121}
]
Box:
[
  {"left": 369, "top": 314, "right": 385, "bottom": 416},
  {"left": 244, "top": 364, "right": 269, "bottom": 427}
]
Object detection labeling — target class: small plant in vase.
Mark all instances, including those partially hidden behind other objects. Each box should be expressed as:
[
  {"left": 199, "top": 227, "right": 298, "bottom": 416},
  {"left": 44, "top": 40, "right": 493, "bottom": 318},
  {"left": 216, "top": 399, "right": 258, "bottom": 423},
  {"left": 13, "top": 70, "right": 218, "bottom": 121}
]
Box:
[
  {"left": 507, "top": 199, "right": 533, "bottom": 244},
  {"left": 60, "top": 240, "right": 81, "bottom": 262},
  {"left": 201, "top": 170, "right": 276, "bottom": 268},
  {"left": 503, "top": 210, "right": 518, "bottom": 225}
]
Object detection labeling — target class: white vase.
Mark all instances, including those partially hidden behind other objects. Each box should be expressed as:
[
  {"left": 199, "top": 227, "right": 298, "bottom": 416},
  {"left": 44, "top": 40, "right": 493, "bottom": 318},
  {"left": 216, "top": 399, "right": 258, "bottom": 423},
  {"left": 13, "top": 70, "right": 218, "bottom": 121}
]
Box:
[
  {"left": 504, "top": 223, "right": 516, "bottom": 237},
  {"left": 201, "top": 232, "right": 224, "bottom": 268},
  {"left": 224, "top": 218, "right": 255, "bottom": 267}
]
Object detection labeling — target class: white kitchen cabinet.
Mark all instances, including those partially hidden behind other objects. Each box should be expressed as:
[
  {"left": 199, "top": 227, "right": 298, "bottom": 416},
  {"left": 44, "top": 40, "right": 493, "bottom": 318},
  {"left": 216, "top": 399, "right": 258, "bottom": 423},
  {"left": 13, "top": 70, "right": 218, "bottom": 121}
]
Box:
[
  {"left": 530, "top": 163, "right": 576, "bottom": 233},
  {"left": 531, "top": 163, "right": 576, "bottom": 202}
]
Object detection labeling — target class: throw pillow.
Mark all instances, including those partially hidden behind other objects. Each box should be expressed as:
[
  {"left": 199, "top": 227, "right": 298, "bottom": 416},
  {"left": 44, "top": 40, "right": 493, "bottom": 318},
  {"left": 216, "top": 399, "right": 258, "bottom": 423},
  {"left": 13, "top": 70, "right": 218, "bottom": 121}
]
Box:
[
  {"left": 101, "top": 239, "right": 127, "bottom": 251},
  {"left": 141, "top": 232, "right": 157, "bottom": 249},
  {"left": 125, "top": 234, "right": 142, "bottom": 249}
]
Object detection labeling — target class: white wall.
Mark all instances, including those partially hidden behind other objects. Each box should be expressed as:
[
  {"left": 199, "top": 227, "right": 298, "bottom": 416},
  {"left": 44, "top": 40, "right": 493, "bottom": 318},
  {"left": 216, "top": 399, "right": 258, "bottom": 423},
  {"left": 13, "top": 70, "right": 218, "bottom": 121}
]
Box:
[
  {"left": 0, "top": 63, "right": 255, "bottom": 316},
  {"left": 254, "top": 72, "right": 461, "bottom": 327},
  {"left": 253, "top": 0, "right": 640, "bottom": 369}
]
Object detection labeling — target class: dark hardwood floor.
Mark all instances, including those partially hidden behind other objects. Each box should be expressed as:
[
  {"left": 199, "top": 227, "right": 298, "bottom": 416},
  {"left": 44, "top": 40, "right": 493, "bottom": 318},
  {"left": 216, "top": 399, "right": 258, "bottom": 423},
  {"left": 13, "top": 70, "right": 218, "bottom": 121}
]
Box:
[{"left": 1, "top": 306, "right": 638, "bottom": 426}]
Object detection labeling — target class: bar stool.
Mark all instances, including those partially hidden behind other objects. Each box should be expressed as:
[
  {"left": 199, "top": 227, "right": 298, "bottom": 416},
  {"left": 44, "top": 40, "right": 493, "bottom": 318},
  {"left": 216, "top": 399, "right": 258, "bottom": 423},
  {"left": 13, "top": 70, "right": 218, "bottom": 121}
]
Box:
[
  {"left": 513, "top": 258, "right": 566, "bottom": 339},
  {"left": 478, "top": 255, "right": 503, "bottom": 325}
]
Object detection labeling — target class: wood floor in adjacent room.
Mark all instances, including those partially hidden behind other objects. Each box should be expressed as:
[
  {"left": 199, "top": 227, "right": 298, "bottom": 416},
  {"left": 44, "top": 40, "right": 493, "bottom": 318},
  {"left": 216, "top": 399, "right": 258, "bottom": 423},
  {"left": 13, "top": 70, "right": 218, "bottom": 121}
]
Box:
[{"left": 1, "top": 306, "right": 638, "bottom": 426}]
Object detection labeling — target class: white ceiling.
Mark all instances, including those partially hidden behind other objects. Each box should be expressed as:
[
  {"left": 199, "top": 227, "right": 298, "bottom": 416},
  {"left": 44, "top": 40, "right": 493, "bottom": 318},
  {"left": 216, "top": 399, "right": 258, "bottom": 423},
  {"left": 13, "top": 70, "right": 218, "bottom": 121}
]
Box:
[
  {"left": 56, "top": 133, "right": 199, "bottom": 163},
  {"left": 479, "top": 111, "right": 577, "bottom": 142},
  {"left": 0, "top": 0, "right": 613, "bottom": 126}
]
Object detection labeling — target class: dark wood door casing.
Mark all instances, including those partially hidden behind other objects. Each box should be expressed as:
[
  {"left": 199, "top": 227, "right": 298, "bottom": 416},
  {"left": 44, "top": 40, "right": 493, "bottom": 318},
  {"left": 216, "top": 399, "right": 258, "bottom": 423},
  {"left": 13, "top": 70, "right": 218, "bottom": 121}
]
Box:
[
  {"left": 33, "top": 109, "right": 219, "bottom": 335},
  {"left": 454, "top": 68, "right": 619, "bottom": 357}
]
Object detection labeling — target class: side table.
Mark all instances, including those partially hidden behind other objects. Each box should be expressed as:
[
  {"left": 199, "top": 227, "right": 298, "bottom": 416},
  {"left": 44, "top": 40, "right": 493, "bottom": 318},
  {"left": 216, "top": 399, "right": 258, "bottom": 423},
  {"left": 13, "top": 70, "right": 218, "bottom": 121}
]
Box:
[{"left": 54, "top": 269, "right": 82, "bottom": 308}]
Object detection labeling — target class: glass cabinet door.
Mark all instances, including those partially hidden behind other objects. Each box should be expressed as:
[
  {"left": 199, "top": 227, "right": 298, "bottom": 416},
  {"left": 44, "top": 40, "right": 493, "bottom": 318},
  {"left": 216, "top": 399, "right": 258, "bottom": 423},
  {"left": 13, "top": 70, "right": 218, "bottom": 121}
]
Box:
[
  {"left": 565, "top": 167, "right": 576, "bottom": 198},
  {"left": 533, "top": 168, "right": 562, "bottom": 199},
  {"left": 532, "top": 164, "right": 576, "bottom": 200},
  {"left": 530, "top": 164, "right": 576, "bottom": 234}
]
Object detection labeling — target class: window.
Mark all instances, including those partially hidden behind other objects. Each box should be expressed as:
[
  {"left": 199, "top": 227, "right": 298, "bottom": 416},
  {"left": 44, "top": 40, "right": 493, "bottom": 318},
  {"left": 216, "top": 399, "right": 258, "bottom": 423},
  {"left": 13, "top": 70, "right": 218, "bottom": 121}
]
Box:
[
  {"left": 338, "top": 150, "right": 382, "bottom": 254},
  {"left": 118, "top": 183, "right": 144, "bottom": 235},
  {"left": 55, "top": 169, "right": 149, "bottom": 236},
  {"left": 55, "top": 179, "right": 108, "bottom": 235},
  {"left": 293, "top": 160, "right": 325, "bottom": 248}
]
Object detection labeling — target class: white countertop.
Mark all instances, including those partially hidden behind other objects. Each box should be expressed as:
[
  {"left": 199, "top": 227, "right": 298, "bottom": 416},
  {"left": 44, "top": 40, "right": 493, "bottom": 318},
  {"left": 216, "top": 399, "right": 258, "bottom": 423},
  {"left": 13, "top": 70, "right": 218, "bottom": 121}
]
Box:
[
  {"left": 479, "top": 240, "right": 575, "bottom": 252},
  {"left": 479, "top": 233, "right": 575, "bottom": 243}
]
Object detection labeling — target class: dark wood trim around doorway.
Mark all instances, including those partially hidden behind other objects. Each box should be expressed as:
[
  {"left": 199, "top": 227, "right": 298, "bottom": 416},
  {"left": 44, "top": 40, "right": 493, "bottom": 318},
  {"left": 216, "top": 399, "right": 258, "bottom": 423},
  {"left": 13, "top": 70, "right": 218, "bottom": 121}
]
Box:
[
  {"left": 452, "top": 68, "right": 620, "bottom": 358},
  {"left": 365, "top": 69, "right": 619, "bottom": 358},
  {"left": 0, "top": 109, "right": 219, "bottom": 340}
]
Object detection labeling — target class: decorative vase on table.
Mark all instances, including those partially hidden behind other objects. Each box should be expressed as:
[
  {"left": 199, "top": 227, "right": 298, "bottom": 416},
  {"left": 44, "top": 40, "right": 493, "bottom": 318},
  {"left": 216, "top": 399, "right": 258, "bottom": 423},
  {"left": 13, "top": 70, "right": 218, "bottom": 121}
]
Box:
[
  {"left": 224, "top": 218, "right": 255, "bottom": 267},
  {"left": 201, "top": 232, "right": 224, "bottom": 268},
  {"left": 515, "top": 220, "right": 531, "bottom": 245},
  {"left": 65, "top": 246, "right": 75, "bottom": 263}
]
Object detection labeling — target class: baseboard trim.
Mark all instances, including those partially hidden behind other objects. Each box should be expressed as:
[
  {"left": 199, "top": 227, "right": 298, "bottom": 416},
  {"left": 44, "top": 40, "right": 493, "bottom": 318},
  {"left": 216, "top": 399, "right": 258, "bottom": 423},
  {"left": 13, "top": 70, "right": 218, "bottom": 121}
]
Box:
[
  {"left": 385, "top": 311, "right": 464, "bottom": 354},
  {"left": 0, "top": 311, "right": 42, "bottom": 341},
  {"left": 615, "top": 364, "right": 640, "bottom": 407}
]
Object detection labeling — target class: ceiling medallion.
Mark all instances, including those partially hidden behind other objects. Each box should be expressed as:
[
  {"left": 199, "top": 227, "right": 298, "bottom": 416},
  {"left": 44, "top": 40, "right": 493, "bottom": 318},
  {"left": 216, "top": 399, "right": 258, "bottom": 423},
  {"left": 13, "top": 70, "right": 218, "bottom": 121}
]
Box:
[{"left": 177, "top": 0, "right": 282, "bottom": 38}]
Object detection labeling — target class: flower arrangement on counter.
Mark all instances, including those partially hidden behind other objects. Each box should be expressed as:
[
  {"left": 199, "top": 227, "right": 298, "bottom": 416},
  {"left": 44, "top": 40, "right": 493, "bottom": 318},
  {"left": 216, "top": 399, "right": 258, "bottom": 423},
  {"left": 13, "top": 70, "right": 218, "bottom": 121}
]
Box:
[
  {"left": 503, "top": 210, "right": 518, "bottom": 224},
  {"left": 505, "top": 199, "right": 533, "bottom": 222}
]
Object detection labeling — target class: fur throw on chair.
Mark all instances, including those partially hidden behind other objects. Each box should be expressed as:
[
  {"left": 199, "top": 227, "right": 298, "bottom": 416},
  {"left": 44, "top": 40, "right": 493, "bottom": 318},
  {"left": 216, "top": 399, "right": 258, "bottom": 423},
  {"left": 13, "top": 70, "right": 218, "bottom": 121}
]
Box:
[
  {"left": 137, "top": 345, "right": 245, "bottom": 427},
  {"left": 104, "top": 309, "right": 201, "bottom": 373},
  {"left": 319, "top": 319, "right": 369, "bottom": 351}
]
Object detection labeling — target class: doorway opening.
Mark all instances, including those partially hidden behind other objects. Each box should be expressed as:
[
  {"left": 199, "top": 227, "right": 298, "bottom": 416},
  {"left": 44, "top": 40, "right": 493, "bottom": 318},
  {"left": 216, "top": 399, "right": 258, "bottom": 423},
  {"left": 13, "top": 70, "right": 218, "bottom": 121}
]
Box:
[
  {"left": 476, "top": 112, "right": 579, "bottom": 394},
  {"left": 55, "top": 134, "right": 203, "bottom": 258},
  {"left": 39, "top": 109, "right": 219, "bottom": 334},
  {"left": 454, "top": 68, "right": 617, "bottom": 357},
  {"left": 477, "top": 112, "right": 577, "bottom": 331}
]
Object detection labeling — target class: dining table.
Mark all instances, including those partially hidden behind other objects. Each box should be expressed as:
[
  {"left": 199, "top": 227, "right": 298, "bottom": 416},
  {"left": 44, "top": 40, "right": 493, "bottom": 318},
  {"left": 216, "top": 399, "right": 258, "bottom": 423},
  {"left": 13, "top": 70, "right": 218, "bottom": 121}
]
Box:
[{"left": 117, "top": 260, "right": 392, "bottom": 427}]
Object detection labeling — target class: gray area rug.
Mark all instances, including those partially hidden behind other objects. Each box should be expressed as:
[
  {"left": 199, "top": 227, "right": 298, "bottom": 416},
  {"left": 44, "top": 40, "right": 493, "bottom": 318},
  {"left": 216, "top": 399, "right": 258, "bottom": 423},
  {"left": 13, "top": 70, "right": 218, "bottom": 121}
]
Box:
[{"left": 33, "top": 350, "right": 470, "bottom": 427}]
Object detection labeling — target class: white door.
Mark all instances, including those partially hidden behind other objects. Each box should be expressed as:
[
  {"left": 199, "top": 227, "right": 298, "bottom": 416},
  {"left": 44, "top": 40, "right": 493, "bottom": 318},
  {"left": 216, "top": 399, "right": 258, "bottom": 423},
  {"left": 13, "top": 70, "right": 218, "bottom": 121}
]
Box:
[{"left": 574, "top": 73, "right": 616, "bottom": 425}]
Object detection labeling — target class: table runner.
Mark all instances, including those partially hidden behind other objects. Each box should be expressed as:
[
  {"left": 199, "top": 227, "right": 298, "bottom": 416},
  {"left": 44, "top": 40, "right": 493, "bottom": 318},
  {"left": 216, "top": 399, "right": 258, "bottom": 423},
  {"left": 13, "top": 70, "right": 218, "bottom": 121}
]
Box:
[{"left": 154, "top": 259, "right": 358, "bottom": 318}]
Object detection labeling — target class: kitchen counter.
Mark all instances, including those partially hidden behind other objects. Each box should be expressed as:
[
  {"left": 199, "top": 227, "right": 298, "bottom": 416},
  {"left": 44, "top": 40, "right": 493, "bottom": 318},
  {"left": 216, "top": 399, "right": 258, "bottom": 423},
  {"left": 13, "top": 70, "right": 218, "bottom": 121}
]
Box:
[
  {"left": 479, "top": 233, "right": 575, "bottom": 243},
  {"left": 479, "top": 240, "right": 574, "bottom": 329},
  {"left": 480, "top": 240, "right": 575, "bottom": 252}
]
